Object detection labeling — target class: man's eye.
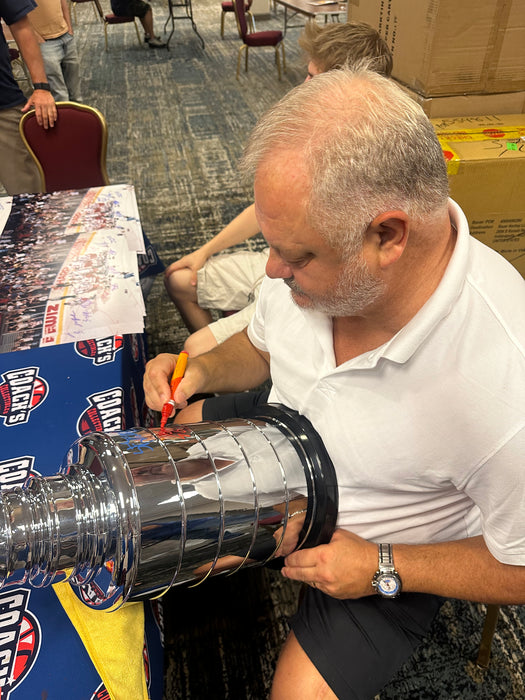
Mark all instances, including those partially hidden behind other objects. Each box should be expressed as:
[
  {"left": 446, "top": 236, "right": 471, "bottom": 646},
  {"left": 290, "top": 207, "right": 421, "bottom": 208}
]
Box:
[{"left": 288, "top": 256, "right": 312, "bottom": 268}]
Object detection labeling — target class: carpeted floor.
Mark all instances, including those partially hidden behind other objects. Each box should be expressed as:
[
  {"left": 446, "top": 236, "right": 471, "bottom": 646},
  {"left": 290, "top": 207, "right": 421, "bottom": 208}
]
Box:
[
  {"left": 67, "top": 2, "right": 525, "bottom": 697},
  {"left": 74, "top": 0, "right": 306, "bottom": 357}
]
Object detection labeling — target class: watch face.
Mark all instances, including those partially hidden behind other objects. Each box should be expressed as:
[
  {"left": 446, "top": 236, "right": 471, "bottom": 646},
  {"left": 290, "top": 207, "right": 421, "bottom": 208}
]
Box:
[{"left": 377, "top": 573, "right": 400, "bottom": 597}]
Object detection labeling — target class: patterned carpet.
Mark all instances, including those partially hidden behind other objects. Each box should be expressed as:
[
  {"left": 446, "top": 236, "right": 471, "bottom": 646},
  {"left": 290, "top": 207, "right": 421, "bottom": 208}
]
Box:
[
  {"left": 69, "top": 2, "right": 525, "bottom": 697},
  {"left": 75, "top": 0, "right": 304, "bottom": 357}
]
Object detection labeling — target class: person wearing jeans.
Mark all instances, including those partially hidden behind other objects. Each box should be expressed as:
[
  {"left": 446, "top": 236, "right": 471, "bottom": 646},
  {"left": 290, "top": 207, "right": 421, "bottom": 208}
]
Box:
[
  {"left": 29, "top": 0, "right": 81, "bottom": 102},
  {"left": 0, "top": 0, "right": 56, "bottom": 195}
]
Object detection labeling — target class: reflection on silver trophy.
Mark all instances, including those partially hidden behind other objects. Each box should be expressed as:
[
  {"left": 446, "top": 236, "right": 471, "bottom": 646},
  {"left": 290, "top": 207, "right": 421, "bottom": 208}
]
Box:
[{"left": 0, "top": 405, "right": 337, "bottom": 610}]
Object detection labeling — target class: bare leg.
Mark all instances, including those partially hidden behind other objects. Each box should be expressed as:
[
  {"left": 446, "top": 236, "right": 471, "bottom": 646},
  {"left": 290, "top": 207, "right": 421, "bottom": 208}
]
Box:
[
  {"left": 271, "top": 632, "right": 337, "bottom": 700},
  {"left": 165, "top": 267, "right": 213, "bottom": 332},
  {"left": 139, "top": 8, "right": 155, "bottom": 38},
  {"left": 183, "top": 326, "right": 219, "bottom": 357},
  {"left": 175, "top": 399, "right": 205, "bottom": 423}
]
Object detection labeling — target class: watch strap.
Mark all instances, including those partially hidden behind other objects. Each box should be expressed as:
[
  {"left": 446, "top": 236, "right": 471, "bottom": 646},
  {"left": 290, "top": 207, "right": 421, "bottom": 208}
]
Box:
[
  {"left": 378, "top": 543, "right": 395, "bottom": 571},
  {"left": 33, "top": 82, "right": 51, "bottom": 91},
  {"left": 372, "top": 543, "right": 402, "bottom": 598}
]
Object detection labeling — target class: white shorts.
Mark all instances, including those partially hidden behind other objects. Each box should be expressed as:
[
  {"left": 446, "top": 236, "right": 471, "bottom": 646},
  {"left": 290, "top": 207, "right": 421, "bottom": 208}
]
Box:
[
  {"left": 196, "top": 248, "right": 269, "bottom": 345},
  {"left": 197, "top": 248, "right": 269, "bottom": 310}
]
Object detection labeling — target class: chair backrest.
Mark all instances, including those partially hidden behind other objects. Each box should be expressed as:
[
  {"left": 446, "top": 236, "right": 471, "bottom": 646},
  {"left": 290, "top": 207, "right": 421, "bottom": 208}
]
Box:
[
  {"left": 232, "top": 0, "right": 249, "bottom": 39},
  {"left": 19, "top": 102, "right": 110, "bottom": 193}
]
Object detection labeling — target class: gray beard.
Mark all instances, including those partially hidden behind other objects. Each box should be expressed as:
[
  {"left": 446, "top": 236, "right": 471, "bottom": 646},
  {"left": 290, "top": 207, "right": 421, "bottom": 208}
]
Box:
[{"left": 284, "top": 255, "right": 385, "bottom": 316}]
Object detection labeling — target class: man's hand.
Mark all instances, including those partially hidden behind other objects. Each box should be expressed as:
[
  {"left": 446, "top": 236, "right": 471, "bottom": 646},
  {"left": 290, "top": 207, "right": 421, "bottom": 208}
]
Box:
[
  {"left": 144, "top": 352, "right": 198, "bottom": 412},
  {"left": 281, "top": 529, "right": 377, "bottom": 599},
  {"left": 9, "top": 16, "right": 57, "bottom": 129},
  {"left": 283, "top": 531, "right": 525, "bottom": 605},
  {"left": 273, "top": 506, "right": 308, "bottom": 558},
  {"left": 22, "top": 89, "right": 57, "bottom": 129},
  {"left": 144, "top": 330, "right": 270, "bottom": 416}
]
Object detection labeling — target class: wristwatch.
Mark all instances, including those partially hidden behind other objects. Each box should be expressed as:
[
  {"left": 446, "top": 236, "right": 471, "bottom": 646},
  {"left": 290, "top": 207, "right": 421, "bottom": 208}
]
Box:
[
  {"left": 33, "top": 82, "right": 51, "bottom": 91},
  {"left": 372, "top": 543, "right": 402, "bottom": 598}
]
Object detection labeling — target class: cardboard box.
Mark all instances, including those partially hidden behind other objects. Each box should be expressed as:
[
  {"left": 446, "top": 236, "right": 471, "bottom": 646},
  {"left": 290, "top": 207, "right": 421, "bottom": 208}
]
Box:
[
  {"left": 399, "top": 82, "right": 525, "bottom": 117},
  {"left": 431, "top": 114, "right": 525, "bottom": 277},
  {"left": 348, "top": 0, "right": 525, "bottom": 96}
]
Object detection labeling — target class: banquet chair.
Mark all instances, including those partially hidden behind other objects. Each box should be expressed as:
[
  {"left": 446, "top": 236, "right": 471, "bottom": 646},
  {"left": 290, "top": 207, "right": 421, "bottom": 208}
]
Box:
[
  {"left": 103, "top": 13, "right": 142, "bottom": 50},
  {"left": 19, "top": 101, "right": 110, "bottom": 193},
  {"left": 220, "top": 0, "right": 254, "bottom": 38},
  {"left": 233, "top": 0, "right": 285, "bottom": 80},
  {"left": 71, "top": 0, "right": 104, "bottom": 23}
]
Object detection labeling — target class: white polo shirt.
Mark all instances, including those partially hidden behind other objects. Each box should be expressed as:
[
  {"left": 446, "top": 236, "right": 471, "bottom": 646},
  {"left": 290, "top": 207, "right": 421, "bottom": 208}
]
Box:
[{"left": 248, "top": 200, "right": 525, "bottom": 565}]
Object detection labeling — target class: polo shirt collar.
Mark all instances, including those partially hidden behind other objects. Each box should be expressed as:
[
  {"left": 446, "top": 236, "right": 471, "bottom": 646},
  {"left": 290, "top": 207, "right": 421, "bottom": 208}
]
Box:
[
  {"left": 304, "top": 199, "right": 471, "bottom": 370},
  {"left": 379, "top": 199, "right": 470, "bottom": 365}
]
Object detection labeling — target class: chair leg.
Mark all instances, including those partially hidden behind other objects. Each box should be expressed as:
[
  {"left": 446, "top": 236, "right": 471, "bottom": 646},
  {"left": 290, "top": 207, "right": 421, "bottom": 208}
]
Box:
[
  {"left": 245, "top": 45, "right": 249, "bottom": 73},
  {"left": 220, "top": 11, "right": 225, "bottom": 38},
  {"left": 476, "top": 604, "right": 500, "bottom": 669},
  {"left": 133, "top": 18, "right": 142, "bottom": 46},
  {"left": 93, "top": 0, "right": 104, "bottom": 19},
  {"left": 237, "top": 45, "right": 246, "bottom": 80},
  {"left": 274, "top": 42, "right": 285, "bottom": 80},
  {"left": 104, "top": 21, "right": 109, "bottom": 50}
]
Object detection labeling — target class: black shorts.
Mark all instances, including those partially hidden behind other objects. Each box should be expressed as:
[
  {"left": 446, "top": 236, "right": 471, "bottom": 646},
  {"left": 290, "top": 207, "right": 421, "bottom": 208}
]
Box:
[
  {"left": 111, "top": 0, "right": 151, "bottom": 19},
  {"left": 291, "top": 588, "right": 444, "bottom": 699},
  {"left": 201, "top": 389, "right": 271, "bottom": 420}
]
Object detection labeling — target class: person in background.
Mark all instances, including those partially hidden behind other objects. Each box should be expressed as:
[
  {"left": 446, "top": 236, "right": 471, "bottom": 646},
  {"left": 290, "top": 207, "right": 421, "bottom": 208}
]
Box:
[
  {"left": 144, "top": 66, "right": 525, "bottom": 699},
  {"left": 110, "top": 0, "right": 166, "bottom": 48},
  {"left": 0, "top": 0, "right": 56, "bottom": 195},
  {"left": 29, "top": 0, "right": 82, "bottom": 102},
  {"left": 164, "top": 20, "right": 393, "bottom": 358}
]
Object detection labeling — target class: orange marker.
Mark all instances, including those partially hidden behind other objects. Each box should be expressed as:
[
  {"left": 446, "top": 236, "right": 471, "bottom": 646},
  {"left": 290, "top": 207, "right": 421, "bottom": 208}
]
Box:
[{"left": 160, "top": 351, "right": 189, "bottom": 430}]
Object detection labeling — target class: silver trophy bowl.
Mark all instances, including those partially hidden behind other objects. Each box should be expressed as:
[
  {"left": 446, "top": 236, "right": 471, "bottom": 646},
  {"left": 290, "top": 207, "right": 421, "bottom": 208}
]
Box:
[{"left": 0, "top": 404, "right": 337, "bottom": 610}]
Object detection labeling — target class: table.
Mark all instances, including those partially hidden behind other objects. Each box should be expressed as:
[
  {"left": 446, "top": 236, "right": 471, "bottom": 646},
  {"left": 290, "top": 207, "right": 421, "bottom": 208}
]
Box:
[
  {"left": 0, "top": 185, "right": 146, "bottom": 352},
  {"left": 0, "top": 183, "right": 150, "bottom": 461},
  {"left": 274, "top": 0, "right": 347, "bottom": 35},
  {"left": 0, "top": 185, "right": 164, "bottom": 700},
  {"left": 164, "top": 0, "right": 205, "bottom": 50}
]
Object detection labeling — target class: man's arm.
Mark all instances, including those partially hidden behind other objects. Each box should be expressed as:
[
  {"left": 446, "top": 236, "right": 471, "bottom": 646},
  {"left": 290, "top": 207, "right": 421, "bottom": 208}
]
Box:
[
  {"left": 397, "top": 535, "right": 525, "bottom": 603},
  {"left": 281, "top": 530, "right": 525, "bottom": 605},
  {"left": 164, "top": 203, "right": 260, "bottom": 286},
  {"left": 143, "top": 328, "right": 271, "bottom": 411},
  {"left": 61, "top": 0, "right": 74, "bottom": 35},
  {"left": 9, "top": 16, "right": 57, "bottom": 128}
]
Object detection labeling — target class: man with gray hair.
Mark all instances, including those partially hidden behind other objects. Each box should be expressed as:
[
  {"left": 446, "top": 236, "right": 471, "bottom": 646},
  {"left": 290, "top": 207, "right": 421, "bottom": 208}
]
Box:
[
  {"left": 144, "top": 67, "right": 525, "bottom": 698},
  {"left": 163, "top": 21, "right": 392, "bottom": 359}
]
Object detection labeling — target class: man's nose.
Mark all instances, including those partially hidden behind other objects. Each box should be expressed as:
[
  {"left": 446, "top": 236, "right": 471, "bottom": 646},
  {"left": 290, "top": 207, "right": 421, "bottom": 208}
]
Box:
[{"left": 265, "top": 249, "right": 292, "bottom": 279}]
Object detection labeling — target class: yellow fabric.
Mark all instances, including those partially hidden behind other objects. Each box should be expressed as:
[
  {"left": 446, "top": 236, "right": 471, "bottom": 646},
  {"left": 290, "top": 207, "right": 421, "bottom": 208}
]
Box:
[{"left": 53, "top": 581, "right": 149, "bottom": 700}]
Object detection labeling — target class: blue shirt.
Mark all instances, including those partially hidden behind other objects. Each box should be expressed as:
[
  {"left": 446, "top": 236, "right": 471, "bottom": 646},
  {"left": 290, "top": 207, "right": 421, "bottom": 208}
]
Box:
[{"left": 0, "top": 0, "right": 37, "bottom": 110}]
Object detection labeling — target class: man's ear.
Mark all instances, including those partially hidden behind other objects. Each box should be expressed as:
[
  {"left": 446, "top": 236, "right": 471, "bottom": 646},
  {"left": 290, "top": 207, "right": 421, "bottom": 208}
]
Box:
[{"left": 365, "top": 211, "right": 409, "bottom": 269}]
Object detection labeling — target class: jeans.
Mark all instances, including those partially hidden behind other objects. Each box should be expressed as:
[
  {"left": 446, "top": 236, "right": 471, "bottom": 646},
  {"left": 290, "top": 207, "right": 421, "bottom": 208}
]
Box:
[{"left": 39, "top": 32, "right": 82, "bottom": 102}]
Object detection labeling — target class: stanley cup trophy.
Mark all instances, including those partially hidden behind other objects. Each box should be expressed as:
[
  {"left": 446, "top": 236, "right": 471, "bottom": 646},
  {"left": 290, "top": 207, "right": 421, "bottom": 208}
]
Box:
[{"left": 0, "top": 405, "right": 338, "bottom": 610}]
